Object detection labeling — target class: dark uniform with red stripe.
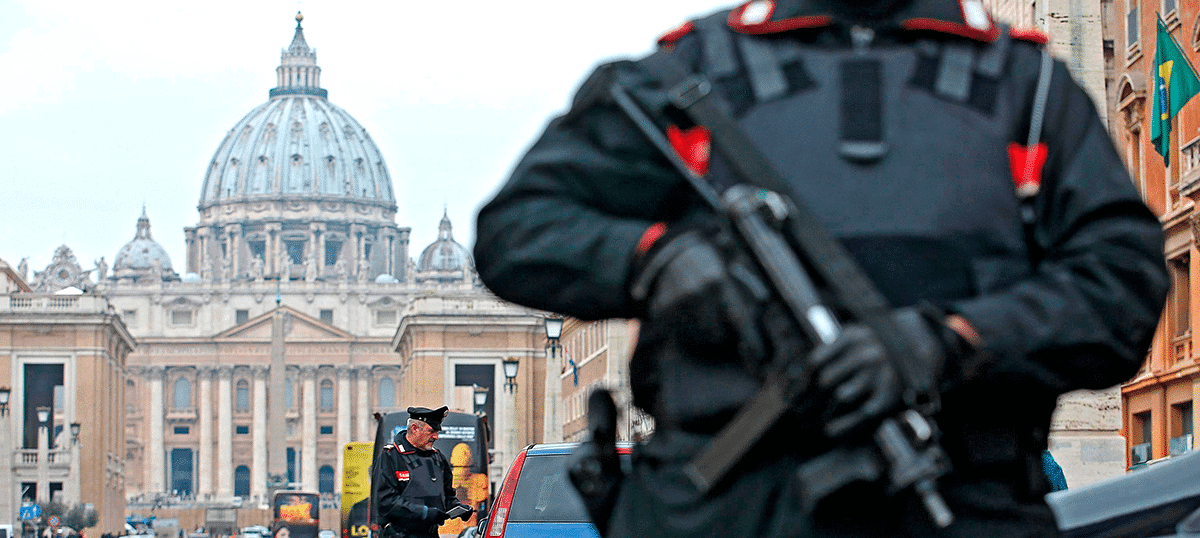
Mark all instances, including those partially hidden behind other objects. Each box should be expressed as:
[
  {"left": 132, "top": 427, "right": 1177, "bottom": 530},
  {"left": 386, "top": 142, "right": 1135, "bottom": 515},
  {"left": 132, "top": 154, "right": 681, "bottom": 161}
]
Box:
[
  {"left": 372, "top": 431, "right": 463, "bottom": 538},
  {"left": 474, "top": 0, "right": 1169, "bottom": 536}
]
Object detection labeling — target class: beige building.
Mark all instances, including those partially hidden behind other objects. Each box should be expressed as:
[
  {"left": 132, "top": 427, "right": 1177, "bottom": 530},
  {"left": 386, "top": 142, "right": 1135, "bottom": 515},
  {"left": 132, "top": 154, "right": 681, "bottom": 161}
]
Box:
[
  {"left": 0, "top": 255, "right": 136, "bottom": 535},
  {"left": 14, "top": 14, "right": 552, "bottom": 522}
]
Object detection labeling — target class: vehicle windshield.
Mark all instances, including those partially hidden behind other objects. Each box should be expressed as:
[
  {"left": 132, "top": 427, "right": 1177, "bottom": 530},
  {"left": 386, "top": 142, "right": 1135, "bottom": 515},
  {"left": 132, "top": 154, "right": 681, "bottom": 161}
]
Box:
[{"left": 508, "top": 454, "right": 591, "bottom": 523}]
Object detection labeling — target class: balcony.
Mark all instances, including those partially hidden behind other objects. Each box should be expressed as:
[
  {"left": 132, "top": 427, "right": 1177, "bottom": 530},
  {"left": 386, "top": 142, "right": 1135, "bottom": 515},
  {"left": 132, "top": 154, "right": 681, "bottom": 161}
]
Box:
[
  {"left": 0, "top": 295, "right": 111, "bottom": 312},
  {"left": 11, "top": 450, "right": 71, "bottom": 478},
  {"left": 1183, "top": 136, "right": 1200, "bottom": 191}
]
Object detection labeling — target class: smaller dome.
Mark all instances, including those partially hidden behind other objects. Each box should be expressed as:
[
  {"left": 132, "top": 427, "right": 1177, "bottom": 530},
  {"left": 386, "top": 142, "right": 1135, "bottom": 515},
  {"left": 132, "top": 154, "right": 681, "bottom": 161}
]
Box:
[
  {"left": 417, "top": 210, "right": 471, "bottom": 274},
  {"left": 182, "top": 273, "right": 203, "bottom": 283},
  {"left": 114, "top": 209, "right": 174, "bottom": 273},
  {"left": 375, "top": 274, "right": 399, "bottom": 284}
]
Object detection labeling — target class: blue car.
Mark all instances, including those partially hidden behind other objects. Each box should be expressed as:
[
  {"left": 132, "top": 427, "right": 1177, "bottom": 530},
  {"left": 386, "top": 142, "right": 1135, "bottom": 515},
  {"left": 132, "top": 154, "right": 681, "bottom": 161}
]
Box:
[{"left": 479, "top": 443, "right": 631, "bottom": 538}]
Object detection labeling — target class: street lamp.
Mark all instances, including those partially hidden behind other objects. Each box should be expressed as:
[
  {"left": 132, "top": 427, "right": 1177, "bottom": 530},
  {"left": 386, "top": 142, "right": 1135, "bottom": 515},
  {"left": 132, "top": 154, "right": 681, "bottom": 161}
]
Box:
[
  {"left": 502, "top": 358, "right": 519, "bottom": 393},
  {"left": 68, "top": 423, "right": 81, "bottom": 505},
  {"left": 0, "top": 388, "right": 9, "bottom": 416},
  {"left": 543, "top": 317, "right": 565, "bottom": 444},
  {"left": 69, "top": 423, "right": 80, "bottom": 444},
  {"left": 472, "top": 385, "right": 488, "bottom": 415},
  {"left": 36, "top": 407, "right": 49, "bottom": 505}
]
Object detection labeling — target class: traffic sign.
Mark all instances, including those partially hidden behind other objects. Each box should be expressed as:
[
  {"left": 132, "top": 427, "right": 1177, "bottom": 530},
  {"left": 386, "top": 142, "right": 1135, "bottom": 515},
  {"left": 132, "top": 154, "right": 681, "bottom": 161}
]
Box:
[
  {"left": 47, "top": 515, "right": 59, "bottom": 527},
  {"left": 19, "top": 504, "right": 41, "bottom": 520}
]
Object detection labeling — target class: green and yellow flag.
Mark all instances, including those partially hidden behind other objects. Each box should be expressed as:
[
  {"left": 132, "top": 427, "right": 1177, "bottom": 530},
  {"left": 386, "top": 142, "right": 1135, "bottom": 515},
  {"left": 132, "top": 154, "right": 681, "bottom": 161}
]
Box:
[{"left": 1151, "top": 16, "right": 1200, "bottom": 166}]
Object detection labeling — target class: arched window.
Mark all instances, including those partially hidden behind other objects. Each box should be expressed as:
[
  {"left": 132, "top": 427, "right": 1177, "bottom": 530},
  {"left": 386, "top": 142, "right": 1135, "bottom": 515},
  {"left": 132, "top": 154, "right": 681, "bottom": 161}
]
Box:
[
  {"left": 234, "top": 465, "right": 250, "bottom": 497},
  {"left": 319, "top": 465, "right": 336, "bottom": 494},
  {"left": 236, "top": 380, "right": 250, "bottom": 411},
  {"left": 320, "top": 380, "right": 334, "bottom": 411},
  {"left": 378, "top": 377, "right": 395, "bottom": 409},
  {"left": 173, "top": 377, "right": 191, "bottom": 410},
  {"left": 286, "top": 378, "right": 294, "bottom": 409}
]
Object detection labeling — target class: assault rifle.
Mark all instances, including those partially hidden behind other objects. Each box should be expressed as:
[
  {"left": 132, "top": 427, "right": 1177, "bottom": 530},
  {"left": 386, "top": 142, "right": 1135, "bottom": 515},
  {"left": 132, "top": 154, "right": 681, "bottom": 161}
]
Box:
[{"left": 607, "top": 51, "right": 954, "bottom": 527}]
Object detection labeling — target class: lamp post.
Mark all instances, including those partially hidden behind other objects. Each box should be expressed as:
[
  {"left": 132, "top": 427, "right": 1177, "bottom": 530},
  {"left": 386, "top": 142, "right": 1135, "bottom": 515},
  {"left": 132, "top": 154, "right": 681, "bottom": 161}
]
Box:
[
  {"left": 35, "top": 407, "right": 49, "bottom": 505},
  {"left": 0, "top": 388, "right": 11, "bottom": 534},
  {"left": 67, "top": 423, "right": 80, "bottom": 505},
  {"left": 543, "top": 317, "right": 564, "bottom": 443},
  {"left": 501, "top": 357, "right": 519, "bottom": 477},
  {"left": 472, "top": 385, "right": 488, "bottom": 416}
]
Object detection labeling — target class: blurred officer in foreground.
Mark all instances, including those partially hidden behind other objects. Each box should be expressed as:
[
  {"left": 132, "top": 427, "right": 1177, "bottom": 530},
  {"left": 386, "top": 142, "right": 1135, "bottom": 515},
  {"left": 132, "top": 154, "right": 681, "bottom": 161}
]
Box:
[
  {"left": 373, "top": 406, "right": 472, "bottom": 538},
  {"left": 473, "top": 0, "right": 1169, "bottom": 535}
]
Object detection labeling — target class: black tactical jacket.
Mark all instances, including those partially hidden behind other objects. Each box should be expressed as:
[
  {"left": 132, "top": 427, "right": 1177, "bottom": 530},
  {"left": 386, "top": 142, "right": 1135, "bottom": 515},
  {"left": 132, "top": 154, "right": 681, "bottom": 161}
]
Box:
[
  {"left": 372, "top": 430, "right": 463, "bottom": 538},
  {"left": 476, "top": 0, "right": 1167, "bottom": 531}
]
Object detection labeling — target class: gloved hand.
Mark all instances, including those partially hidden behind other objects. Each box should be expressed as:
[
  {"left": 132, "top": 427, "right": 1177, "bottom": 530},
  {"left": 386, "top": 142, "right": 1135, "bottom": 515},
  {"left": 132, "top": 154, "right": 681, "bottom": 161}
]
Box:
[
  {"left": 629, "top": 222, "right": 774, "bottom": 371},
  {"left": 812, "top": 306, "right": 966, "bottom": 438},
  {"left": 425, "top": 507, "right": 449, "bottom": 524}
]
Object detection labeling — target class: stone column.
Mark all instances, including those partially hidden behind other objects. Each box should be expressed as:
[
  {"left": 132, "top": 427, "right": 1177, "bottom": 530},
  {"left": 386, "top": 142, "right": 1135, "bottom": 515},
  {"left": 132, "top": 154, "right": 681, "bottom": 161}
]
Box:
[
  {"left": 198, "top": 366, "right": 214, "bottom": 498},
  {"left": 301, "top": 366, "right": 317, "bottom": 492},
  {"left": 356, "top": 367, "right": 371, "bottom": 442},
  {"left": 336, "top": 366, "right": 351, "bottom": 492},
  {"left": 147, "top": 366, "right": 166, "bottom": 493},
  {"left": 217, "top": 366, "right": 234, "bottom": 498},
  {"left": 252, "top": 366, "right": 268, "bottom": 501}
]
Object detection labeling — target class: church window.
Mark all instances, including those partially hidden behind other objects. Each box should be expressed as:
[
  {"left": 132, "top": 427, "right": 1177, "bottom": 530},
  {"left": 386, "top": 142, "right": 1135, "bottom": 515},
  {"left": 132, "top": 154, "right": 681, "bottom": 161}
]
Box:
[
  {"left": 236, "top": 379, "right": 250, "bottom": 410},
  {"left": 363, "top": 243, "right": 372, "bottom": 260},
  {"left": 320, "top": 309, "right": 334, "bottom": 325},
  {"left": 325, "top": 241, "right": 342, "bottom": 266},
  {"left": 236, "top": 309, "right": 249, "bottom": 325},
  {"left": 379, "top": 377, "right": 395, "bottom": 409},
  {"left": 374, "top": 310, "right": 397, "bottom": 326},
  {"left": 250, "top": 241, "right": 266, "bottom": 262},
  {"left": 173, "top": 377, "right": 191, "bottom": 410},
  {"left": 286, "top": 378, "right": 294, "bottom": 409},
  {"left": 171, "top": 310, "right": 194, "bottom": 326},
  {"left": 320, "top": 425, "right": 333, "bottom": 435},
  {"left": 286, "top": 241, "right": 305, "bottom": 265},
  {"left": 174, "top": 426, "right": 189, "bottom": 435},
  {"left": 236, "top": 425, "right": 249, "bottom": 435},
  {"left": 320, "top": 380, "right": 334, "bottom": 411},
  {"left": 123, "top": 309, "right": 137, "bottom": 327}
]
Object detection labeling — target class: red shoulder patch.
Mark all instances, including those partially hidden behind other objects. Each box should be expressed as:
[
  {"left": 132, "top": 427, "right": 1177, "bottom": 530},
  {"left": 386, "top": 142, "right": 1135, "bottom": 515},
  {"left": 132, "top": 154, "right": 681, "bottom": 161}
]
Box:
[
  {"left": 395, "top": 471, "right": 410, "bottom": 481},
  {"left": 658, "top": 21, "right": 695, "bottom": 47},
  {"left": 1010, "top": 27, "right": 1049, "bottom": 44}
]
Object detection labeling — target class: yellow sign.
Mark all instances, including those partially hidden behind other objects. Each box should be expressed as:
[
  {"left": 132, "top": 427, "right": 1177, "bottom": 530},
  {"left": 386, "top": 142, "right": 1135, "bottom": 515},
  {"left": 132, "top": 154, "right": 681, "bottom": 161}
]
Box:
[{"left": 341, "top": 442, "right": 374, "bottom": 537}]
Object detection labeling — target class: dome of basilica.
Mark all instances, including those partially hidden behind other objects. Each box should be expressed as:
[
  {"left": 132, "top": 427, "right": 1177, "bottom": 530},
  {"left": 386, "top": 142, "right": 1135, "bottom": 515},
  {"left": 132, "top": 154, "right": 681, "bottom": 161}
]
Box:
[
  {"left": 197, "top": 14, "right": 394, "bottom": 211},
  {"left": 114, "top": 209, "right": 174, "bottom": 273},
  {"left": 418, "top": 211, "right": 471, "bottom": 273}
]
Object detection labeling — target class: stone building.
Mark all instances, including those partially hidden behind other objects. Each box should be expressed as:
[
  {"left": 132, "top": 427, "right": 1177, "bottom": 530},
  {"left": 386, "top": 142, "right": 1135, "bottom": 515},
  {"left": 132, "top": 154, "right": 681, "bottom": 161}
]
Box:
[
  {"left": 0, "top": 256, "right": 136, "bottom": 534},
  {"left": 10, "top": 13, "right": 550, "bottom": 514}
]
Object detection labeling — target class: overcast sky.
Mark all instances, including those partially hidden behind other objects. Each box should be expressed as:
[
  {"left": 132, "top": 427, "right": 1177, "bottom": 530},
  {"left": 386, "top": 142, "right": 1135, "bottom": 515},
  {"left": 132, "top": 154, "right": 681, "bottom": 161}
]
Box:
[{"left": 0, "top": 0, "right": 733, "bottom": 275}]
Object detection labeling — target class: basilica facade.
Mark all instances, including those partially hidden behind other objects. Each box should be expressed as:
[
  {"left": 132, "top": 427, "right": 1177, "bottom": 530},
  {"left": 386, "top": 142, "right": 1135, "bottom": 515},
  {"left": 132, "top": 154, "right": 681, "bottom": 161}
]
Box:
[{"left": 14, "top": 13, "right": 556, "bottom": 514}]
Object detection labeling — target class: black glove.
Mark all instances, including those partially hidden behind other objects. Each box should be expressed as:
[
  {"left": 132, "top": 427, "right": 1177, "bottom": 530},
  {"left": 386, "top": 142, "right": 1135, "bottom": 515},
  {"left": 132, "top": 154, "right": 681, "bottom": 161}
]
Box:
[
  {"left": 811, "top": 306, "right": 962, "bottom": 439},
  {"left": 425, "top": 507, "right": 449, "bottom": 524},
  {"left": 568, "top": 389, "right": 624, "bottom": 535},
  {"left": 629, "top": 223, "right": 773, "bottom": 370}
]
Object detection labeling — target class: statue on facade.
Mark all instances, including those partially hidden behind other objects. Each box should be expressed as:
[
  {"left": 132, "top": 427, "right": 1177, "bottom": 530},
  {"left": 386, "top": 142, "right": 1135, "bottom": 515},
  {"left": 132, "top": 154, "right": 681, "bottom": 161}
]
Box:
[
  {"left": 221, "top": 255, "right": 233, "bottom": 283},
  {"left": 334, "top": 258, "right": 347, "bottom": 283},
  {"left": 278, "top": 246, "right": 291, "bottom": 281},
  {"left": 94, "top": 257, "right": 108, "bottom": 281},
  {"left": 17, "top": 258, "right": 28, "bottom": 281},
  {"left": 305, "top": 248, "right": 318, "bottom": 282},
  {"left": 252, "top": 255, "right": 265, "bottom": 283},
  {"left": 357, "top": 253, "right": 369, "bottom": 284}
]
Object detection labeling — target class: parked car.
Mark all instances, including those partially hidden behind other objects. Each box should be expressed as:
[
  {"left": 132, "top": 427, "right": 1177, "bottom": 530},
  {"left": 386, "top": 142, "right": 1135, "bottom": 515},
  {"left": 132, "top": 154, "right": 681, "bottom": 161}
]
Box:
[{"left": 481, "top": 443, "right": 632, "bottom": 538}]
